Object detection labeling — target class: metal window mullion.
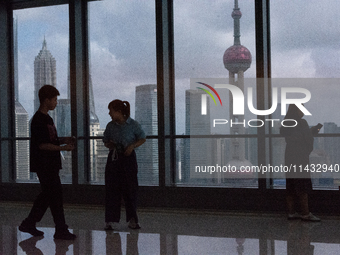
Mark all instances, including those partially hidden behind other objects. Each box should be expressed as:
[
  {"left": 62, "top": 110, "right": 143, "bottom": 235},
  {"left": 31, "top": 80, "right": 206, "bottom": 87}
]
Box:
[
  {"left": 0, "top": 3, "right": 15, "bottom": 183},
  {"left": 69, "top": 0, "right": 90, "bottom": 185},
  {"left": 166, "top": 0, "right": 176, "bottom": 186},
  {"left": 156, "top": 0, "right": 166, "bottom": 188},
  {"left": 156, "top": 0, "right": 176, "bottom": 188},
  {"left": 255, "top": 0, "right": 271, "bottom": 191}
]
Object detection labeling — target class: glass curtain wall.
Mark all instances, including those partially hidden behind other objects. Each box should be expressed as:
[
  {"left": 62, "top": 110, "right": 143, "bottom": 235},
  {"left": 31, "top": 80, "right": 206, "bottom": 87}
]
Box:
[
  {"left": 88, "top": 0, "right": 158, "bottom": 185},
  {"left": 270, "top": 0, "right": 340, "bottom": 190},
  {"left": 174, "top": 0, "right": 257, "bottom": 187},
  {"left": 13, "top": 4, "right": 71, "bottom": 184},
  {"left": 3, "top": 0, "right": 339, "bottom": 201}
]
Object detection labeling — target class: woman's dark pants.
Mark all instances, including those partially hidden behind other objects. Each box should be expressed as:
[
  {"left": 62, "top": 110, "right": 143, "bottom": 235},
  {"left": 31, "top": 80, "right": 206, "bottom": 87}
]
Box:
[{"left": 105, "top": 150, "right": 139, "bottom": 223}]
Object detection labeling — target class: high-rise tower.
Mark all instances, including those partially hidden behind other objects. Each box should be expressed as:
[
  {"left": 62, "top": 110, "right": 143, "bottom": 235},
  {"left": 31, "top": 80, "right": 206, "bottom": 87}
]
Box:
[
  {"left": 88, "top": 73, "right": 99, "bottom": 125},
  {"left": 66, "top": 49, "right": 99, "bottom": 125},
  {"left": 223, "top": 0, "right": 252, "bottom": 171},
  {"left": 183, "top": 89, "right": 214, "bottom": 183},
  {"left": 14, "top": 18, "right": 30, "bottom": 180},
  {"left": 34, "top": 38, "right": 57, "bottom": 112},
  {"left": 135, "top": 84, "right": 158, "bottom": 185},
  {"left": 223, "top": 0, "right": 252, "bottom": 74},
  {"left": 15, "top": 99, "right": 30, "bottom": 181}
]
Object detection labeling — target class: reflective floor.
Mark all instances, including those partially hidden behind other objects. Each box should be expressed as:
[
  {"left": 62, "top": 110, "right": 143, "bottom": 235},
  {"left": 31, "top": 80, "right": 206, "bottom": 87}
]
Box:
[{"left": 1, "top": 202, "right": 340, "bottom": 254}]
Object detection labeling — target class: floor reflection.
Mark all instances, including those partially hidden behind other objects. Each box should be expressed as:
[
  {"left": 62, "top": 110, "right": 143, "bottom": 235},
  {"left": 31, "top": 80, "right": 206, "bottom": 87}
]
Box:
[
  {"left": 19, "top": 236, "right": 44, "bottom": 255},
  {"left": 287, "top": 221, "right": 315, "bottom": 255},
  {"left": 16, "top": 227, "right": 74, "bottom": 255},
  {"left": 18, "top": 234, "right": 74, "bottom": 255},
  {"left": 1, "top": 203, "right": 340, "bottom": 254}
]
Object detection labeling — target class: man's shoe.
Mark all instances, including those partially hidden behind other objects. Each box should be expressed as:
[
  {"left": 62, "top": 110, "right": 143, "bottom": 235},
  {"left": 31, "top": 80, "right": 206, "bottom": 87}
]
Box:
[
  {"left": 54, "top": 230, "right": 77, "bottom": 240},
  {"left": 19, "top": 223, "right": 44, "bottom": 236},
  {"left": 301, "top": 212, "right": 321, "bottom": 222},
  {"left": 104, "top": 222, "right": 113, "bottom": 230},
  {"left": 104, "top": 222, "right": 119, "bottom": 230},
  {"left": 128, "top": 218, "right": 141, "bottom": 230},
  {"left": 287, "top": 212, "right": 301, "bottom": 220}
]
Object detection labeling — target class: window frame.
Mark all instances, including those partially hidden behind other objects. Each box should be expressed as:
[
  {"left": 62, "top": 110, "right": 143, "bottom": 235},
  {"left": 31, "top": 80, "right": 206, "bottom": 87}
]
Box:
[{"left": 0, "top": 0, "right": 339, "bottom": 216}]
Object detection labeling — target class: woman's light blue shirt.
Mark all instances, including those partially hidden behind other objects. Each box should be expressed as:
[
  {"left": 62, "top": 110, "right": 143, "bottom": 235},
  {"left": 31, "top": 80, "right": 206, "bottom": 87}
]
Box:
[{"left": 103, "top": 117, "right": 146, "bottom": 151}]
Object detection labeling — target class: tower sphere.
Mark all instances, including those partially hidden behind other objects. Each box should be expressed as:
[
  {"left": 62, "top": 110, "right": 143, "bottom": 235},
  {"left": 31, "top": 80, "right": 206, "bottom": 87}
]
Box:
[
  {"left": 223, "top": 45, "right": 252, "bottom": 73},
  {"left": 232, "top": 9, "right": 242, "bottom": 19}
]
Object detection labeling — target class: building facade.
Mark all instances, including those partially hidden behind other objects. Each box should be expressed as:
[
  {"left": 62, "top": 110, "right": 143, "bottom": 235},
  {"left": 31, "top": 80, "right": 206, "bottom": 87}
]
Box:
[
  {"left": 33, "top": 39, "right": 57, "bottom": 112},
  {"left": 135, "top": 84, "right": 159, "bottom": 185}
]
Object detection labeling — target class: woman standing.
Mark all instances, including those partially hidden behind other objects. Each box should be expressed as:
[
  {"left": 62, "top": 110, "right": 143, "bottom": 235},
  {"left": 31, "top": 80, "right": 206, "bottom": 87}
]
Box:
[
  {"left": 103, "top": 99, "right": 146, "bottom": 230},
  {"left": 280, "top": 104, "right": 321, "bottom": 222}
]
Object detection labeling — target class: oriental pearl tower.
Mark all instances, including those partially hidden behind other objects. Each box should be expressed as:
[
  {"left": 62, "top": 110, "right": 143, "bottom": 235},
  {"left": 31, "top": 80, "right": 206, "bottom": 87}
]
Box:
[{"left": 223, "top": 0, "right": 252, "bottom": 173}]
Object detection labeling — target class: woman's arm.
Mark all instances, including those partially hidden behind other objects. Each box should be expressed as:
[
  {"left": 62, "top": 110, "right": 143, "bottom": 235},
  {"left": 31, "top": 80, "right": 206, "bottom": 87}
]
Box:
[
  {"left": 104, "top": 141, "right": 116, "bottom": 150},
  {"left": 124, "top": 138, "right": 146, "bottom": 156}
]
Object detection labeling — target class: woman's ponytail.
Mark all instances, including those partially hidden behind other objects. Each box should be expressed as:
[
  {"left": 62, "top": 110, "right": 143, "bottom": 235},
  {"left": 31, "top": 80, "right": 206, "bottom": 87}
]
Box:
[
  {"left": 122, "top": 101, "right": 130, "bottom": 118},
  {"left": 108, "top": 99, "right": 130, "bottom": 119}
]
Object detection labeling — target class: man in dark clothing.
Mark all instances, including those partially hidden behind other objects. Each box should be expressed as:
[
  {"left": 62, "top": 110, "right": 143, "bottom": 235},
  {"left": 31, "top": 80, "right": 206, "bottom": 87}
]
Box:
[{"left": 19, "top": 85, "right": 76, "bottom": 240}]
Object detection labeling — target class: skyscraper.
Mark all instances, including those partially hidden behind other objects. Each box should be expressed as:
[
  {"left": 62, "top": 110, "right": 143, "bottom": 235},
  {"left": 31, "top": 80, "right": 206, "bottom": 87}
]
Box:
[
  {"left": 53, "top": 99, "right": 71, "bottom": 137},
  {"left": 34, "top": 38, "right": 57, "bottom": 112},
  {"left": 66, "top": 47, "right": 102, "bottom": 182},
  {"left": 223, "top": 0, "right": 252, "bottom": 174},
  {"left": 53, "top": 99, "right": 72, "bottom": 183},
  {"left": 183, "top": 89, "right": 213, "bottom": 183},
  {"left": 66, "top": 49, "right": 99, "bottom": 125},
  {"left": 135, "top": 84, "right": 158, "bottom": 185},
  {"left": 91, "top": 129, "right": 107, "bottom": 183},
  {"left": 14, "top": 18, "right": 30, "bottom": 180},
  {"left": 86, "top": 73, "right": 103, "bottom": 182},
  {"left": 15, "top": 101, "right": 30, "bottom": 180},
  {"left": 88, "top": 73, "right": 99, "bottom": 125}
]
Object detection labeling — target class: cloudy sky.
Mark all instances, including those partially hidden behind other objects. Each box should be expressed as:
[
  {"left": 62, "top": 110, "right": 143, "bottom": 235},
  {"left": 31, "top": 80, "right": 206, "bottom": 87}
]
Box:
[{"left": 14, "top": 0, "right": 340, "bottom": 134}]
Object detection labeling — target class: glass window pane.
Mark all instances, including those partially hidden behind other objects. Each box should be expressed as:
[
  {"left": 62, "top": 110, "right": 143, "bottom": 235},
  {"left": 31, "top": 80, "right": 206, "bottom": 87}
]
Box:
[
  {"left": 271, "top": 0, "right": 340, "bottom": 78},
  {"left": 174, "top": 1, "right": 256, "bottom": 188},
  {"left": 176, "top": 138, "right": 258, "bottom": 188},
  {"left": 14, "top": 5, "right": 70, "bottom": 183},
  {"left": 174, "top": 0, "right": 255, "bottom": 135},
  {"left": 174, "top": 0, "right": 257, "bottom": 187},
  {"left": 270, "top": 1, "right": 340, "bottom": 191},
  {"left": 89, "top": 1, "right": 157, "bottom": 185},
  {"left": 271, "top": 137, "right": 340, "bottom": 190}
]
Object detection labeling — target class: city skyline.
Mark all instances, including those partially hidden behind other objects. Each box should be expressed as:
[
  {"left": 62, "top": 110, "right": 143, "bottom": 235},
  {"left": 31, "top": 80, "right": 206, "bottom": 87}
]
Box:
[
  {"left": 13, "top": 1, "right": 340, "bottom": 135},
  {"left": 11, "top": 1, "right": 340, "bottom": 188}
]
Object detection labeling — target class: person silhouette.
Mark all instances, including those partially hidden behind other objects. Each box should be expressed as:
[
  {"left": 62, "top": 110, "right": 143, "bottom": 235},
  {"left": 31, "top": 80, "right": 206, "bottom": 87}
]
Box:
[
  {"left": 280, "top": 104, "right": 321, "bottom": 222},
  {"left": 19, "top": 85, "right": 76, "bottom": 240},
  {"left": 103, "top": 99, "right": 146, "bottom": 230}
]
